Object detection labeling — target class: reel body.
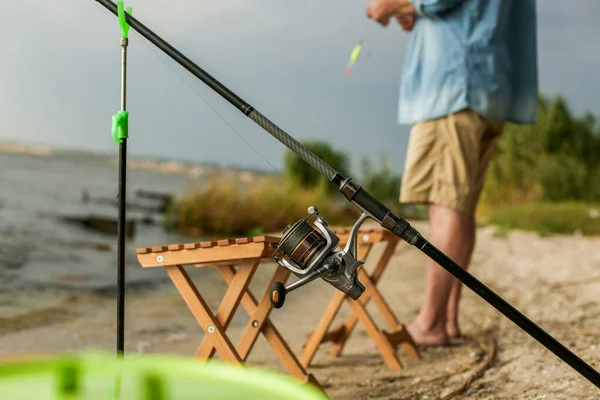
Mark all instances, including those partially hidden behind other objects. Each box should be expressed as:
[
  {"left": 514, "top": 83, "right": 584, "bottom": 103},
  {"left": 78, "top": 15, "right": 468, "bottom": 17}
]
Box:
[{"left": 270, "top": 206, "right": 367, "bottom": 308}]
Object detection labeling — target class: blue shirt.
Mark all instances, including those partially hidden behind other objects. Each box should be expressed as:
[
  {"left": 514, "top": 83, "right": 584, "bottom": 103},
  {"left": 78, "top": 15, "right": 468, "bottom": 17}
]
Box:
[{"left": 398, "top": 0, "right": 539, "bottom": 125}]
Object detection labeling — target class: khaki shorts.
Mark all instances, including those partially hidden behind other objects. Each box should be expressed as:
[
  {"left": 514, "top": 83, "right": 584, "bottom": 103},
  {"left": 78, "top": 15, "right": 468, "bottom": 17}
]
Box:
[{"left": 399, "top": 109, "right": 505, "bottom": 216}]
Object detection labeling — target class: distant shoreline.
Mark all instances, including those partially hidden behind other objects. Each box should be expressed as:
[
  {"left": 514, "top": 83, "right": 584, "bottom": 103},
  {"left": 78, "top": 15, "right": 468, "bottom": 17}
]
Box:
[
  {"left": 0, "top": 141, "right": 54, "bottom": 156},
  {"left": 0, "top": 140, "right": 278, "bottom": 179}
]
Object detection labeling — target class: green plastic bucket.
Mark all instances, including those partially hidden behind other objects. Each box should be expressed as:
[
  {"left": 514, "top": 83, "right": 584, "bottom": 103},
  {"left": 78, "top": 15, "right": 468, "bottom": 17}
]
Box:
[{"left": 0, "top": 352, "right": 329, "bottom": 400}]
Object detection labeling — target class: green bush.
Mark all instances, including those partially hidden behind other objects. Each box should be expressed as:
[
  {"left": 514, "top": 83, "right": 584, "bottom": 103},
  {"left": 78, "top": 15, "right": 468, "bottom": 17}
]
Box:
[
  {"left": 480, "top": 94, "right": 600, "bottom": 214},
  {"left": 168, "top": 139, "right": 417, "bottom": 236},
  {"left": 166, "top": 176, "right": 359, "bottom": 237},
  {"left": 360, "top": 155, "right": 402, "bottom": 204},
  {"left": 537, "top": 154, "right": 588, "bottom": 201}
]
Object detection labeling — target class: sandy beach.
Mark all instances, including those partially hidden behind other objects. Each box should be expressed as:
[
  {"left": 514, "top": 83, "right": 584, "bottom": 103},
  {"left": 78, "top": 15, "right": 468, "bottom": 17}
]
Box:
[{"left": 2, "top": 220, "right": 599, "bottom": 399}]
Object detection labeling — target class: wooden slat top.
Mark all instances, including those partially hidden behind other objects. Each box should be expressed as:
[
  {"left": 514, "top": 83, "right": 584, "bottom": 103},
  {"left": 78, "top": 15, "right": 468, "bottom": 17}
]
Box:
[
  {"left": 135, "top": 227, "right": 398, "bottom": 268},
  {"left": 136, "top": 235, "right": 281, "bottom": 255}
]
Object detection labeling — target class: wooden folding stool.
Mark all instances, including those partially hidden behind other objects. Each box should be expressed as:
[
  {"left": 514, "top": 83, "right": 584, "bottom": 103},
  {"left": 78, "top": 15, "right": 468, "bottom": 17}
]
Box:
[
  {"left": 136, "top": 236, "right": 324, "bottom": 392},
  {"left": 301, "top": 227, "right": 421, "bottom": 370}
]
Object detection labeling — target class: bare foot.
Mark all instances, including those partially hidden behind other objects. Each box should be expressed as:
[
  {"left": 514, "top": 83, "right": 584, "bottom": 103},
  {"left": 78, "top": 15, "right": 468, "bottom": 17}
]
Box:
[
  {"left": 367, "top": 320, "right": 451, "bottom": 349},
  {"left": 446, "top": 322, "right": 461, "bottom": 339},
  {"left": 407, "top": 320, "right": 449, "bottom": 346}
]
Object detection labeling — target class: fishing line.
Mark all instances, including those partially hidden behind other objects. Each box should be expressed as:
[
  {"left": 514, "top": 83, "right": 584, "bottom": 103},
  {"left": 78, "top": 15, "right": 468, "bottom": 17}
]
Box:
[
  {"left": 133, "top": 30, "right": 278, "bottom": 172},
  {"left": 132, "top": 26, "right": 278, "bottom": 173},
  {"left": 90, "top": 2, "right": 260, "bottom": 168}
]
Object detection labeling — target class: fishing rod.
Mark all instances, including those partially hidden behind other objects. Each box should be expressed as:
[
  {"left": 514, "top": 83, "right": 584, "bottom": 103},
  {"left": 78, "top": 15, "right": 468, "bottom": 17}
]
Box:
[{"left": 94, "top": 0, "right": 600, "bottom": 390}]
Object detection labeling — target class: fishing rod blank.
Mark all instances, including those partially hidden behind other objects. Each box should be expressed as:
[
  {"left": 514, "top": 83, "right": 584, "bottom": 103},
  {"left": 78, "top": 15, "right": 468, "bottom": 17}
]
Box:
[{"left": 93, "top": 0, "right": 600, "bottom": 390}]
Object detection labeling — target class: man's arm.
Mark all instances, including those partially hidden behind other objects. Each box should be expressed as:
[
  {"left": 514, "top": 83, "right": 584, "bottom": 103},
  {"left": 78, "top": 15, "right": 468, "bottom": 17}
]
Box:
[{"left": 409, "top": 0, "right": 467, "bottom": 17}]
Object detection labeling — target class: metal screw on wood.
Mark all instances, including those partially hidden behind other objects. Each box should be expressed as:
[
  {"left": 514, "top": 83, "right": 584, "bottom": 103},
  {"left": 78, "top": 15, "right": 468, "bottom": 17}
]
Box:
[
  {"left": 208, "top": 325, "right": 215, "bottom": 333},
  {"left": 362, "top": 234, "right": 370, "bottom": 242},
  {"left": 157, "top": 256, "right": 163, "bottom": 263},
  {"left": 252, "top": 320, "right": 259, "bottom": 328}
]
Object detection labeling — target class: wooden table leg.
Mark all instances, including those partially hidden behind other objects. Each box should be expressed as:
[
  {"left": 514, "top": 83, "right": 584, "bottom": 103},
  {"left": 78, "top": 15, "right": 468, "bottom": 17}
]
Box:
[
  {"left": 165, "top": 265, "right": 242, "bottom": 364},
  {"left": 329, "top": 239, "right": 420, "bottom": 360},
  {"left": 300, "top": 290, "right": 346, "bottom": 368},
  {"left": 297, "top": 236, "right": 419, "bottom": 370},
  {"left": 219, "top": 266, "right": 324, "bottom": 391},
  {"left": 195, "top": 259, "right": 260, "bottom": 359},
  {"left": 359, "top": 268, "right": 420, "bottom": 360},
  {"left": 346, "top": 299, "right": 403, "bottom": 370},
  {"left": 236, "top": 267, "right": 289, "bottom": 360},
  {"left": 299, "top": 244, "right": 373, "bottom": 367}
]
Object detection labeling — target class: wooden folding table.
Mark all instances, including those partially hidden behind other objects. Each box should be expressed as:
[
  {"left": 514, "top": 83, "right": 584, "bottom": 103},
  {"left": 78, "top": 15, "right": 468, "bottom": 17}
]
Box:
[
  {"left": 136, "top": 227, "right": 420, "bottom": 396},
  {"left": 136, "top": 236, "right": 324, "bottom": 392}
]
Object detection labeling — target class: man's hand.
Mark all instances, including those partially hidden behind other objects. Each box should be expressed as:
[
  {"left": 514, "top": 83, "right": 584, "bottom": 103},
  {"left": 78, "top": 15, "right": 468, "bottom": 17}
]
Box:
[
  {"left": 367, "top": 0, "right": 417, "bottom": 27},
  {"left": 396, "top": 13, "right": 416, "bottom": 31}
]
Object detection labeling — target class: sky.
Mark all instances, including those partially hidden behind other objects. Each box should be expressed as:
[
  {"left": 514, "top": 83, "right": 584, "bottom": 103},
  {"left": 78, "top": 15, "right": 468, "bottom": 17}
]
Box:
[{"left": 1, "top": 0, "right": 599, "bottom": 176}]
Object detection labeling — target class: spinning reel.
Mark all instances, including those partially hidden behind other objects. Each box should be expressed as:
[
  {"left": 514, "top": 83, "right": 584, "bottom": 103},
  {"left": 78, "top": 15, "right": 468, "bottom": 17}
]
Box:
[{"left": 270, "top": 206, "right": 370, "bottom": 309}]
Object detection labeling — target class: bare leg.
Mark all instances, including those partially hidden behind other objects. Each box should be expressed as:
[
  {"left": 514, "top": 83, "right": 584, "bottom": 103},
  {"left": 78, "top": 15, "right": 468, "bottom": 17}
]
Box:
[
  {"left": 407, "top": 204, "right": 476, "bottom": 346},
  {"left": 446, "top": 216, "right": 476, "bottom": 338}
]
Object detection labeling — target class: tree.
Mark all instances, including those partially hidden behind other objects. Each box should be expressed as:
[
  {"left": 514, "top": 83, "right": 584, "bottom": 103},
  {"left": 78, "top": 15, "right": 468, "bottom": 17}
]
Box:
[{"left": 284, "top": 139, "right": 351, "bottom": 196}]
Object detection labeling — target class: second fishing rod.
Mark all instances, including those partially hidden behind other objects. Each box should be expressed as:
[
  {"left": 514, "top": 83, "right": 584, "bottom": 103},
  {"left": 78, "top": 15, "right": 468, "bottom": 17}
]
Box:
[{"left": 93, "top": 0, "right": 600, "bottom": 390}]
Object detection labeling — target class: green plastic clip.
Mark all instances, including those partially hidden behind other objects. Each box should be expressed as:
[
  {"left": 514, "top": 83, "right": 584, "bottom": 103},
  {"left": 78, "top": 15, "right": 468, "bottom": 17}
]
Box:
[
  {"left": 117, "top": 0, "right": 132, "bottom": 39},
  {"left": 112, "top": 111, "right": 129, "bottom": 144}
]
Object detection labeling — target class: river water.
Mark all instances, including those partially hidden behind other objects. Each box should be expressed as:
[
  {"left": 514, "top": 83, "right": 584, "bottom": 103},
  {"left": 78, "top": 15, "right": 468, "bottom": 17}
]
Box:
[{"left": 0, "top": 151, "right": 213, "bottom": 294}]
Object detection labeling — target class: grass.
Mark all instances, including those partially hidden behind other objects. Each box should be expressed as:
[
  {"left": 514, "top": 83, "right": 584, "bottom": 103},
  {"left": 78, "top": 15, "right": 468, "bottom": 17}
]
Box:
[
  {"left": 167, "top": 173, "right": 600, "bottom": 239},
  {"left": 166, "top": 175, "right": 360, "bottom": 237},
  {"left": 484, "top": 202, "right": 600, "bottom": 237}
]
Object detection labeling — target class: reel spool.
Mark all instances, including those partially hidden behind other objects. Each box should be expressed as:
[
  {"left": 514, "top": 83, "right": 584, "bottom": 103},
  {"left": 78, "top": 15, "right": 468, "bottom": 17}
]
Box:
[
  {"left": 270, "top": 206, "right": 367, "bottom": 309},
  {"left": 273, "top": 207, "right": 339, "bottom": 277}
]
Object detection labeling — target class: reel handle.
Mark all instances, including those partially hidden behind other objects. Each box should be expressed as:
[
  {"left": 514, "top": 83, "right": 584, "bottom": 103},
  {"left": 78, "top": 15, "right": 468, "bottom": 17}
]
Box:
[
  {"left": 270, "top": 264, "right": 333, "bottom": 309},
  {"left": 270, "top": 282, "right": 287, "bottom": 309}
]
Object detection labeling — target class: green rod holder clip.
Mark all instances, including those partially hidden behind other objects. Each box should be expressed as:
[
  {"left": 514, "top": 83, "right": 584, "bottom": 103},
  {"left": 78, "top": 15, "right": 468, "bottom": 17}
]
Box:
[
  {"left": 112, "top": 111, "right": 129, "bottom": 144},
  {"left": 117, "top": 0, "right": 132, "bottom": 39},
  {"left": 112, "top": 0, "right": 132, "bottom": 144}
]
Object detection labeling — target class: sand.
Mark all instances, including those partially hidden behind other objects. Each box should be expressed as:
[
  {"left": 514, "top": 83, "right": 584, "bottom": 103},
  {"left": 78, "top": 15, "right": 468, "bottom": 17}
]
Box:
[{"left": 1, "top": 221, "right": 600, "bottom": 399}]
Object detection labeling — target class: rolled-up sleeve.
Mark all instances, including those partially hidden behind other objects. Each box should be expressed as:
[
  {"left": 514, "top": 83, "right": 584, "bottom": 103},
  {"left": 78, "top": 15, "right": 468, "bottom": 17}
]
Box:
[{"left": 409, "top": 0, "right": 467, "bottom": 17}]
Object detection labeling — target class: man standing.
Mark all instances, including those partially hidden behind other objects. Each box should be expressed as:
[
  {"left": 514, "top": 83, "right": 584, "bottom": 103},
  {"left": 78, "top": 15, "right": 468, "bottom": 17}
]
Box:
[{"left": 367, "top": 0, "right": 538, "bottom": 345}]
